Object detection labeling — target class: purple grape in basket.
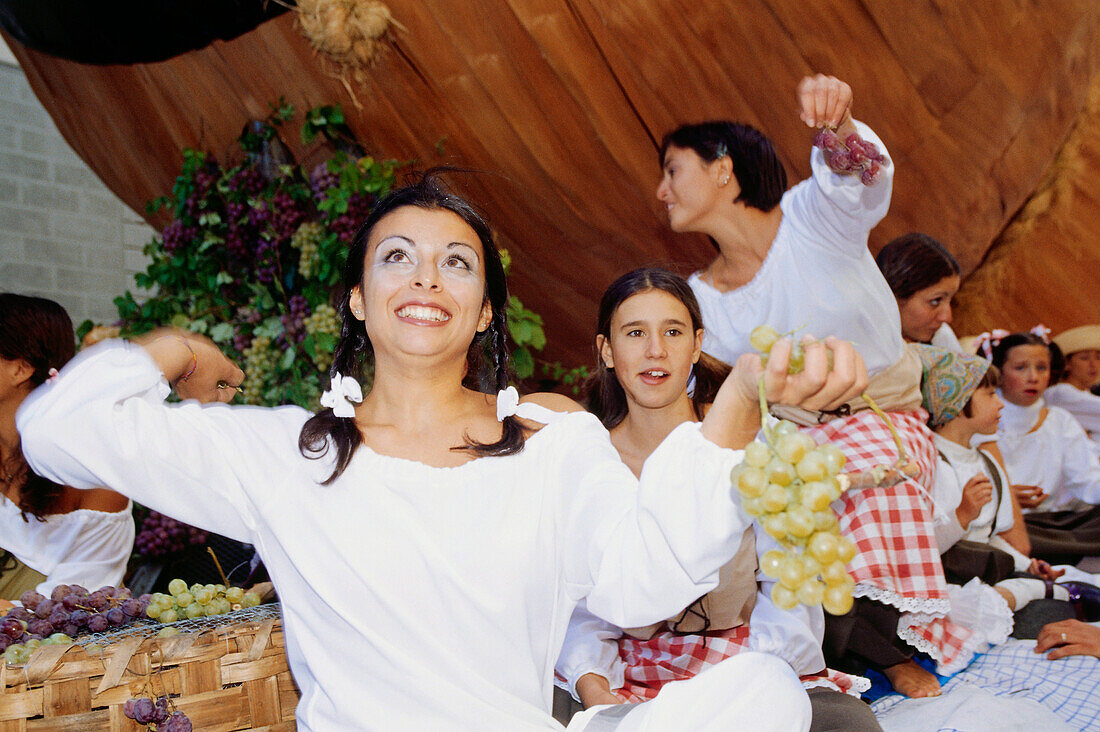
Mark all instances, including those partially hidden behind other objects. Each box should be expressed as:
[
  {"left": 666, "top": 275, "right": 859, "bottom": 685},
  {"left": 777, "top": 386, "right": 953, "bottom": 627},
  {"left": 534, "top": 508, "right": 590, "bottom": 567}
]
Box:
[
  {"left": 121, "top": 599, "right": 144, "bottom": 618},
  {"left": 160, "top": 711, "right": 193, "bottom": 732},
  {"left": 48, "top": 608, "right": 68, "bottom": 626},
  {"left": 61, "top": 593, "right": 82, "bottom": 610},
  {"left": 132, "top": 697, "right": 156, "bottom": 724},
  {"left": 7, "top": 607, "right": 31, "bottom": 622},
  {"left": 86, "top": 614, "right": 108, "bottom": 633},
  {"left": 0, "top": 618, "right": 23, "bottom": 640},
  {"left": 26, "top": 619, "right": 52, "bottom": 636},
  {"left": 123, "top": 698, "right": 138, "bottom": 719},
  {"left": 34, "top": 599, "right": 56, "bottom": 619},
  {"left": 68, "top": 585, "right": 89, "bottom": 598},
  {"left": 86, "top": 591, "right": 109, "bottom": 611},
  {"left": 68, "top": 609, "right": 89, "bottom": 627},
  {"left": 105, "top": 608, "right": 125, "bottom": 626},
  {"left": 49, "top": 584, "right": 71, "bottom": 602},
  {"left": 62, "top": 623, "right": 79, "bottom": 637},
  {"left": 19, "top": 591, "right": 44, "bottom": 610},
  {"left": 153, "top": 696, "right": 169, "bottom": 723},
  {"left": 0, "top": 636, "right": 10, "bottom": 653}
]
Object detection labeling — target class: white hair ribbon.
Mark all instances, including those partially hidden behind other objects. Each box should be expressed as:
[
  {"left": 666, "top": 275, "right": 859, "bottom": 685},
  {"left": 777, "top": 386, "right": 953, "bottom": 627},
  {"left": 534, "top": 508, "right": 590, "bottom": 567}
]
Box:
[
  {"left": 973, "top": 329, "right": 1010, "bottom": 360},
  {"left": 320, "top": 372, "right": 363, "bottom": 418},
  {"left": 495, "top": 385, "right": 562, "bottom": 425}
]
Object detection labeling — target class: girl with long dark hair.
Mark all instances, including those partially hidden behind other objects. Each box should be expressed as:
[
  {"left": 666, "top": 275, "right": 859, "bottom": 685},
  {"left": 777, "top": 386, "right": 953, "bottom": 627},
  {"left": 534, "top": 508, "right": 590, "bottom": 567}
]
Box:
[
  {"left": 18, "top": 173, "right": 866, "bottom": 730},
  {"left": 875, "top": 232, "right": 962, "bottom": 348},
  {"left": 0, "top": 294, "right": 132, "bottom": 601},
  {"left": 555, "top": 268, "right": 881, "bottom": 731}
]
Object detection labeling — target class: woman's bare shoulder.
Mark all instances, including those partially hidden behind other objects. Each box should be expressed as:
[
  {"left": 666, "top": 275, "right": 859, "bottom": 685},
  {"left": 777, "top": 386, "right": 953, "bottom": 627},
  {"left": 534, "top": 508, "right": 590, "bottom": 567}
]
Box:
[{"left": 520, "top": 391, "right": 586, "bottom": 413}]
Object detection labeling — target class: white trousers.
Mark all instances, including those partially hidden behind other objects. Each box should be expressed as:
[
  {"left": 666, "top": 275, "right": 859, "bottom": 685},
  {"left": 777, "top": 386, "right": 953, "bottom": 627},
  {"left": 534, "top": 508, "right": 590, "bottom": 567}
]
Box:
[{"left": 566, "top": 651, "right": 811, "bottom": 732}]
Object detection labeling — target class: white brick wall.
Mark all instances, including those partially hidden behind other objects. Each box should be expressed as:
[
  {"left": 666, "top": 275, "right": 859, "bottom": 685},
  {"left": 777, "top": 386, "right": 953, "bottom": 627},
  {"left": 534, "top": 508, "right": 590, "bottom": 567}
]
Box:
[{"left": 0, "top": 60, "right": 153, "bottom": 327}]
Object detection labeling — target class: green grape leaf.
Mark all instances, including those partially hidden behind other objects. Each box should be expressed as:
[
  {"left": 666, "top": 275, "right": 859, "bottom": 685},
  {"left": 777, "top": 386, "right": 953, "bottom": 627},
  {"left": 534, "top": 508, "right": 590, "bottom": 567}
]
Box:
[
  {"left": 280, "top": 347, "right": 297, "bottom": 370},
  {"left": 209, "top": 322, "right": 235, "bottom": 344},
  {"left": 512, "top": 347, "right": 535, "bottom": 379}
]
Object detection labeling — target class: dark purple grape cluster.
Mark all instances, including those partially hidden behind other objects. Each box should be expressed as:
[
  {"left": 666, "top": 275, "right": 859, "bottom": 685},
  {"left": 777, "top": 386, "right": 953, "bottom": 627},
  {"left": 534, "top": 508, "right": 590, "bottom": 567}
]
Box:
[
  {"left": 271, "top": 190, "right": 308, "bottom": 244},
  {"left": 233, "top": 327, "right": 253, "bottom": 354},
  {"left": 328, "top": 193, "right": 374, "bottom": 244},
  {"left": 310, "top": 161, "right": 340, "bottom": 201},
  {"left": 161, "top": 220, "right": 199, "bottom": 254},
  {"left": 280, "top": 295, "right": 311, "bottom": 345},
  {"left": 1, "top": 585, "right": 150, "bottom": 661},
  {"left": 135, "top": 511, "right": 208, "bottom": 559},
  {"left": 124, "top": 695, "right": 192, "bottom": 731},
  {"left": 254, "top": 239, "right": 279, "bottom": 284},
  {"left": 182, "top": 167, "right": 219, "bottom": 219},
  {"left": 230, "top": 167, "right": 265, "bottom": 198},
  {"left": 813, "top": 129, "right": 887, "bottom": 185}
]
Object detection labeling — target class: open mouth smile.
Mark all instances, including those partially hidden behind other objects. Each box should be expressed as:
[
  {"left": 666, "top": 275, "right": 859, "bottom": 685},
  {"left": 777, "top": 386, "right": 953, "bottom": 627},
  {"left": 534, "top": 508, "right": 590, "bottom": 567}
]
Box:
[{"left": 395, "top": 304, "right": 451, "bottom": 323}]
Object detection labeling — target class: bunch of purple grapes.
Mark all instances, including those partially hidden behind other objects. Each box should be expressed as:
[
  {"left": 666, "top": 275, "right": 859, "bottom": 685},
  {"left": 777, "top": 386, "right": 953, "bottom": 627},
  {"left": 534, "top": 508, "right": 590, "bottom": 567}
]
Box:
[
  {"left": 229, "top": 167, "right": 265, "bottom": 198},
  {"left": 270, "top": 190, "right": 308, "bottom": 243},
  {"left": 224, "top": 201, "right": 253, "bottom": 260},
  {"left": 161, "top": 220, "right": 199, "bottom": 254},
  {"left": 310, "top": 161, "right": 340, "bottom": 202},
  {"left": 124, "top": 695, "right": 192, "bottom": 731},
  {"left": 135, "top": 511, "right": 208, "bottom": 559},
  {"left": 182, "top": 167, "right": 219, "bottom": 219},
  {"left": 328, "top": 192, "right": 374, "bottom": 244},
  {"left": 280, "top": 295, "right": 311, "bottom": 345},
  {"left": 254, "top": 239, "right": 279, "bottom": 284},
  {"left": 813, "top": 129, "right": 887, "bottom": 186},
  {"left": 0, "top": 585, "right": 150, "bottom": 655}
]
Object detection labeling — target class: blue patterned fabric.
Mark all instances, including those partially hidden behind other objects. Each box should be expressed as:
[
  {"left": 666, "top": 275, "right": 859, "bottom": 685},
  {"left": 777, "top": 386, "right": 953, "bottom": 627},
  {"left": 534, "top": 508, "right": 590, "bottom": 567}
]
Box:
[{"left": 915, "top": 345, "right": 990, "bottom": 428}]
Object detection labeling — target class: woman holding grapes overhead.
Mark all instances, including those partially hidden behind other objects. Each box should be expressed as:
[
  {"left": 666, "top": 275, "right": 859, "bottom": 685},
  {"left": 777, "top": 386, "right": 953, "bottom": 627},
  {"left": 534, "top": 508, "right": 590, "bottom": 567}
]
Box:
[
  {"left": 17, "top": 172, "right": 869, "bottom": 730},
  {"left": 656, "top": 74, "right": 972, "bottom": 697},
  {"left": 0, "top": 294, "right": 133, "bottom": 602}
]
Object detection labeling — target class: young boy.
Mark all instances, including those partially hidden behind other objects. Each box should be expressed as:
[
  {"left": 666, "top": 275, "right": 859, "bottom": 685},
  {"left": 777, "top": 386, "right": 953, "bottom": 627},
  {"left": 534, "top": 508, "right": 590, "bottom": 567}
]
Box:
[{"left": 918, "top": 346, "right": 1090, "bottom": 615}]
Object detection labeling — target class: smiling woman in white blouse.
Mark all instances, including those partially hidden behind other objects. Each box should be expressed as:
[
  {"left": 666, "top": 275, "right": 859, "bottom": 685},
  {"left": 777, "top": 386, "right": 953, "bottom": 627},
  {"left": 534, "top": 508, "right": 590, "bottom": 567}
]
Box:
[
  {"left": 17, "top": 172, "right": 867, "bottom": 731},
  {"left": 0, "top": 294, "right": 132, "bottom": 603}
]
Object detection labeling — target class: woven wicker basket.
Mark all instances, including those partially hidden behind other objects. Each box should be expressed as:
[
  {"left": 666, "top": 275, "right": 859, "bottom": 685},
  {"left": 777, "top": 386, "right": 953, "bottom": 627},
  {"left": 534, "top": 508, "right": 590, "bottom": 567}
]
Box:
[{"left": 0, "top": 611, "right": 299, "bottom": 731}]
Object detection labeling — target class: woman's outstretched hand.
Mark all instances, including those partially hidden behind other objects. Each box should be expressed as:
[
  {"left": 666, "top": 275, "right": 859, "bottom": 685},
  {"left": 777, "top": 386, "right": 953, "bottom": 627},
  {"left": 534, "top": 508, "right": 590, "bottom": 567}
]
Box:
[
  {"left": 703, "top": 336, "right": 868, "bottom": 449},
  {"left": 797, "top": 74, "right": 856, "bottom": 138},
  {"left": 136, "top": 328, "right": 245, "bottom": 404}
]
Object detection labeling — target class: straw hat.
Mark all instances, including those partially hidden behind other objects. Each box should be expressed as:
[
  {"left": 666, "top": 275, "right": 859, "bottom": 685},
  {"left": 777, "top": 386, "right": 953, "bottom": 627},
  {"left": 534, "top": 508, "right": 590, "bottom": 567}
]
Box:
[{"left": 1053, "top": 325, "right": 1100, "bottom": 356}]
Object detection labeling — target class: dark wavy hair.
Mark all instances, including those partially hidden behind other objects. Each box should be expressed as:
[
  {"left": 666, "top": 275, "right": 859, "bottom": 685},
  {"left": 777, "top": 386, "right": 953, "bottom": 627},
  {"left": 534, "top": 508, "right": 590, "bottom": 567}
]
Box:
[
  {"left": 876, "top": 232, "right": 961, "bottom": 300},
  {"left": 660, "top": 121, "right": 788, "bottom": 214},
  {"left": 298, "top": 171, "right": 523, "bottom": 484},
  {"left": 990, "top": 332, "right": 1064, "bottom": 386},
  {"left": 0, "top": 293, "right": 76, "bottom": 520},
  {"left": 586, "top": 268, "right": 730, "bottom": 429}
]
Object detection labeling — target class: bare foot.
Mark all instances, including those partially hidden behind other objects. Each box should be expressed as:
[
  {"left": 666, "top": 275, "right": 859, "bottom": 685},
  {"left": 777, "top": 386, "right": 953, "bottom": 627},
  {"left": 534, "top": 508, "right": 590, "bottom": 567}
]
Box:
[{"left": 882, "top": 660, "right": 942, "bottom": 698}]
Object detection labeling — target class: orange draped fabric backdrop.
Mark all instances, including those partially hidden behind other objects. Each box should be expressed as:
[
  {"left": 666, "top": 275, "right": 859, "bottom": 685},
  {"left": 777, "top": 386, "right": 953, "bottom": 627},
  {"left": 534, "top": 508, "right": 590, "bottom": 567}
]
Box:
[{"left": 6, "top": 1, "right": 1100, "bottom": 362}]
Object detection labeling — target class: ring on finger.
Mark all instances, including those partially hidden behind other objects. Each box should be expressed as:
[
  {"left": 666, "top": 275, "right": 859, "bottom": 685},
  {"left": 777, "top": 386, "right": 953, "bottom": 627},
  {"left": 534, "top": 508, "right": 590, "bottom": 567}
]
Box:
[{"left": 1061, "top": 632, "right": 1068, "bottom": 642}]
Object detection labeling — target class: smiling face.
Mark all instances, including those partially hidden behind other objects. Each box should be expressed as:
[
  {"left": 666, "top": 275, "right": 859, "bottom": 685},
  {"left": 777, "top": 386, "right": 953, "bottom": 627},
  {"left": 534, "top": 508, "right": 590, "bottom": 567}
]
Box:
[
  {"left": 999, "top": 344, "right": 1052, "bottom": 407},
  {"left": 348, "top": 206, "right": 492, "bottom": 364},
  {"left": 656, "top": 145, "right": 729, "bottom": 234},
  {"left": 1065, "top": 349, "right": 1100, "bottom": 391},
  {"left": 897, "top": 274, "right": 960, "bottom": 343},
  {"left": 597, "top": 289, "right": 703, "bottom": 413}
]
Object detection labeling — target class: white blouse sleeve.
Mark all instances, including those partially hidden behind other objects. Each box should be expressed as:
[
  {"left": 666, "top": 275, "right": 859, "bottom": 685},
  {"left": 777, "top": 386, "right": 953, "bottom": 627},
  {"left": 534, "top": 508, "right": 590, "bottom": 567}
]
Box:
[
  {"left": 747, "top": 523, "right": 826, "bottom": 676},
  {"left": 931, "top": 456, "right": 967, "bottom": 553},
  {"left": 783, "top": 119, "right": 894, "bottom": 258},
  {"left": 554, "top": 599, "right": 626, "bottom": 702},
  {"left": 16, "top": 342, "right": 302, "bottom": 544},
  {"left": 1046, "top": 385, "right": 1100, "bottom": 439},
  {"left": 1055, "top": 409, "right": 1100, "bottom": 506},
  {"left": 558, "top": 418, "right": 753, "bottom": 629}
]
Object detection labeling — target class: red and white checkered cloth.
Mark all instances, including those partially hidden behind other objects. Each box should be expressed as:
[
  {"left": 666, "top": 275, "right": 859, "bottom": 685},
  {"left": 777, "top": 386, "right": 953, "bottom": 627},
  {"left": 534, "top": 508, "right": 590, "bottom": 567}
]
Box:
[
  {"left": 616, "top": 625, "right": 866, "bottom": 702},
  {"left": 799, "top": 409, "right": 975, "bottom": 672}
]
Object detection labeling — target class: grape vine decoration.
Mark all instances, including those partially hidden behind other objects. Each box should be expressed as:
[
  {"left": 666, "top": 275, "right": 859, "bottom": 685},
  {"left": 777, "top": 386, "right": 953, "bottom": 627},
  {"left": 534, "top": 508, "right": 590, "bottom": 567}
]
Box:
[{"left": 736, "top": 326, "right": 914, "bottom": 615}]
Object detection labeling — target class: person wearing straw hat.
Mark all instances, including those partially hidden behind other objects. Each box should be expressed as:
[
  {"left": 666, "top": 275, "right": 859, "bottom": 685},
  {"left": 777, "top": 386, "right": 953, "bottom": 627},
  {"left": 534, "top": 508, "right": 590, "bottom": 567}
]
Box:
[{"left": 1045, "top": 325, "right": 1100, "bottom": 447}]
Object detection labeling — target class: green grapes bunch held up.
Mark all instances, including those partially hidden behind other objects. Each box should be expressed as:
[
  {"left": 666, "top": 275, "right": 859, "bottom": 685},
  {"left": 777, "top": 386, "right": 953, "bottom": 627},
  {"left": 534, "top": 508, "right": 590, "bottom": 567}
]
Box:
[{"left": 734, "top": 325, "right": 857, "bottom": 615}]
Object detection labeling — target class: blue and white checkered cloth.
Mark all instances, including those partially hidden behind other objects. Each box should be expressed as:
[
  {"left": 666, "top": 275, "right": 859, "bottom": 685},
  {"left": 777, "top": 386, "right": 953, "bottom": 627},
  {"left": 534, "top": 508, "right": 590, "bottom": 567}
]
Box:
[{"left": 872, "top": 640, "right": 1100, "bottom": 731}]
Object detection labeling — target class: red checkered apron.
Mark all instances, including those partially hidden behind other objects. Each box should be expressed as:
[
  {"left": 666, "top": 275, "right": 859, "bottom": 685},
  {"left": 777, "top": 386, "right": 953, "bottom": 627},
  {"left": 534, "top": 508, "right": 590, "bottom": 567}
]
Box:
[
  {"left": 617, "top": 626, "right": 866, "bottom": 702},
  {"left": 800, "top": 409, "right": 974, "bottom": 672}
]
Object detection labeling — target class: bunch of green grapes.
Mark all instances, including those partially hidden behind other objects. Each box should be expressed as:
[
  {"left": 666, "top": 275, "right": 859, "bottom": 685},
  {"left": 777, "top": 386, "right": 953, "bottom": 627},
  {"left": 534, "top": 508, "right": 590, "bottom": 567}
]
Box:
[
  {"left": 242, "top": 336, "right": 278, "bottom": 404},
  {"left": 304, "top": 303, "right": 339, "bottom": 372},
  {"left": 734, "top": 325, "right": 858, "bottom": 615},
  {"left": 290, "top": 221, "right": 325, "bottom": 279},
  {"left": 145, "top": 578, "right": 261, "bottom": 624}
]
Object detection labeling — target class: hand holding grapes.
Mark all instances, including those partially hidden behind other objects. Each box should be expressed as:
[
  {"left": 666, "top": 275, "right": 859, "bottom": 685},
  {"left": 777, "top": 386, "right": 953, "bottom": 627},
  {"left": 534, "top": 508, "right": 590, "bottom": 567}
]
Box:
[
  {"left": 137, "top": 329, "right": 244, "bottom": 404},
  {"left": 955, "top": 474, "right": 993, "bottom": 529},
  {"left": 797, "top": 74, "right": 854, "bottom": 135}
]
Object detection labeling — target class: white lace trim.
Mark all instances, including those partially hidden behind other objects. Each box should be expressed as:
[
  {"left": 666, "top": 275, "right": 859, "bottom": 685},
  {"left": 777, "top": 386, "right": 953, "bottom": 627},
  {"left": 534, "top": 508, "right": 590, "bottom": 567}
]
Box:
[
  {"left": 852, "top": 583, "right": 951, "bottom": 616},
  {"left": 801, "top": 675, "right": 872, "bottom": 698}
]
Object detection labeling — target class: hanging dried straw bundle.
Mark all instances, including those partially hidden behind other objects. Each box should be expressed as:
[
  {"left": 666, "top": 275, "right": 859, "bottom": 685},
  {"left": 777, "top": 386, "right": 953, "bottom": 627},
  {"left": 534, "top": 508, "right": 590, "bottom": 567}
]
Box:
[{"left": 296, "top": 0, "right": 404, "bottom": 87}]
